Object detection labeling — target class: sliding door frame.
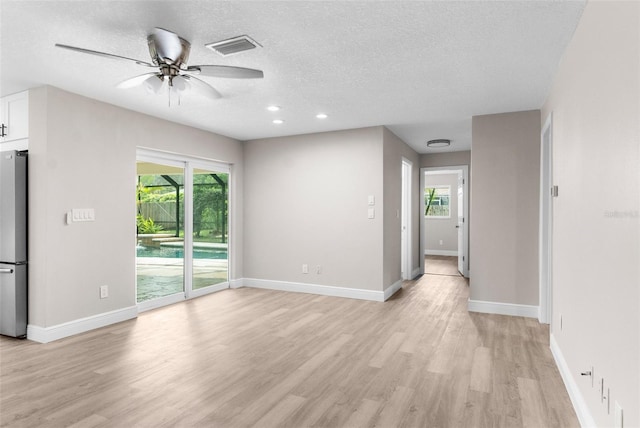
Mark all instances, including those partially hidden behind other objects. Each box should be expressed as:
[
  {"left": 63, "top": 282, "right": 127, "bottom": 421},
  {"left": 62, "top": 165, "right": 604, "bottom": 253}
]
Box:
[{"left": 136, "top": 148, "right": 232, "bottom": 311}]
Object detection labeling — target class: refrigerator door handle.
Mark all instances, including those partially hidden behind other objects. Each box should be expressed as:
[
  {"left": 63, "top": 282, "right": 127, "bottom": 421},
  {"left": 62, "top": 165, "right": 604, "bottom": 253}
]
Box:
[{"left": 0, "top": 268, "right": 14, "bottom": 274}]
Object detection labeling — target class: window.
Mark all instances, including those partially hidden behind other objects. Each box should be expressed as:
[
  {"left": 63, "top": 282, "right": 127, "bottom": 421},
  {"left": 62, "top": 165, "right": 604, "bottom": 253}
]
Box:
[{"left": 425, "top": 186, "right": 450, "bottom": 218}]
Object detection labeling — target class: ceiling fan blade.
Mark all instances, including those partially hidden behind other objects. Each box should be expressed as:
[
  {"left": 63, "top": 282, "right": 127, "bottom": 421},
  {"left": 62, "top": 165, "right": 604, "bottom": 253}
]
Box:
[
  {"left": 186, "top": 65, "right": 264, "bottom": 79},
  {"left": 181, "top": 75, "right": 222, "bottom": 99},
  {"left": 116, "top": 73, "right": 161, "bottom": 89},
  {"left": 152, "top": 27, "right": 184, "bottom": 64},
  {"left": 55, "top": 44, "right": 154, "bottom": 67}
]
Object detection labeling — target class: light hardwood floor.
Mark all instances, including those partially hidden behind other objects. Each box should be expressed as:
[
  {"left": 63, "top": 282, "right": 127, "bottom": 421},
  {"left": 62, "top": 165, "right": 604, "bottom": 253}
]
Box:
[
  {"left": 0, "top": 274, "right": 579, "bottom": 427},
  {"left": 424, "top": 255, "right": 461, "bottom": 277}
]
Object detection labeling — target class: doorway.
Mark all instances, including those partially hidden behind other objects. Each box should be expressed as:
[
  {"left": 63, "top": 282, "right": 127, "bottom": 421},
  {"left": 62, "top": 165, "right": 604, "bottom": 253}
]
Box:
[
  {"left": 136, "top": 149, "right": 230, "bottom": 311},
  {"left": 420, "top": 166, "right": 469, "bottom": 277}
]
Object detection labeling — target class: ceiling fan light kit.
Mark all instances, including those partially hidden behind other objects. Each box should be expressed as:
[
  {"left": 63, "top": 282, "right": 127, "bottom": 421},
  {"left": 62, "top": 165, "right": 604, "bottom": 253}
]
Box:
[
  {"left": 55, "top": 27, "right": 264, "bottom": 104},
  {"left": 426, "top": 139, "right": 451, "bottom": 148}
]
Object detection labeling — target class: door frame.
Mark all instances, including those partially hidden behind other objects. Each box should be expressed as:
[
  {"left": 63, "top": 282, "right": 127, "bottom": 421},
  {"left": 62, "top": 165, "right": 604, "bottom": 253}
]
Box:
[
  {"left": 420, "top": 165, "right": 469, "bottom": 277},
  {"left": 136, "top": 148, "right": 232, "bottom": 312},
  {"left": 401, "top": 158, "right": 413, "bottom": 280},
  {"left": 539, "top": 113, "right": 553, "bottom": 324}
]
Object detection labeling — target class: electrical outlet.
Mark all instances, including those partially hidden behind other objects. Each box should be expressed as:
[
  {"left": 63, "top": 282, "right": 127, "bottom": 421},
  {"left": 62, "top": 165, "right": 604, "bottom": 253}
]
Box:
[
  {"left": 100, "top": 285, "right": 108, "bottom": 299},
  {"left": 439, "top": 239, "right": 443, "bottom": 246},
  {"left": 316, "top": 265, "right": 322, "bottom": 274},
  {"left": 302, "top": 264, "right": 309, "bottom": 274}
]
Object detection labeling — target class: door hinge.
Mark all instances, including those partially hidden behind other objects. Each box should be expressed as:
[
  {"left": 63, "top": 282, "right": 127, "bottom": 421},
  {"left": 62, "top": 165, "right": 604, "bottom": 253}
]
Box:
[
  {"left": 463, "top": 256, "right": 465, "bottom": 261},
  {"left": 0, "top": 124, "right": 6, "bottom": 138},
  {"left": 551, "top": 185, "right": 559, "bottom": 197}
]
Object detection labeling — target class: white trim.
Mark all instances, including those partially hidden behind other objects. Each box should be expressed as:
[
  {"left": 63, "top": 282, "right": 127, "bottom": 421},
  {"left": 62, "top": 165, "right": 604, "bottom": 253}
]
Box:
[
  {"left": 27, "top": 306, "right": 138, "bottom": 343},
  {"left": 467, "top": 299, "right": 539, "bottom": 318},
  {"left": 190, "top": 282, "right": 229, "bottom": 298},
  {"left": 539, "top": 112, "right": 553, "bottom": 325},
  {"left": 137, "top": 293, "right": 185, "bottom": 313},
  {"left": 550, "top": 334, "right": 597, "bottom": 428},
  {"left": 424, "top": 249, "right": 458, "bottom": 256},
  {"left": 229, "top": 278, "right": 244, "bottom": 289},
  {"left": 137, "top": 147, "right": 231, "bottom": 173},
  {"left": 401, "top": 158, "right": 413, "bottom": 281},
  {"left": 243, "top": 278, "right": 386, "bottom": 302},
  {"left": 383, "top": 280, "right": 403, "bottom": 301}
]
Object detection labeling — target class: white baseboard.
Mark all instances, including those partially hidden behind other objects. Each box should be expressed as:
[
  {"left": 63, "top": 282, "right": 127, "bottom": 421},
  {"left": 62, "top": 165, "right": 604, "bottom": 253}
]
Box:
[
  {"left": 550, "top": 334, "right": 596, "bottom": 427},
  {"left": 425, "top": 249, "right": 458, "bottom": 256},
  {"left": 27, "top": 305, "right": 138, "bottom": 344},
  {"left": 467, "top": 299, "right": 539, "bottom": 318},
  {"left": 383, "top": 280, "right": 403, "bottom": 301},
  {"left": 229, "top": 278, "right": 244, "bottom": 289},
  {"left": 411, "top": 267, "right": 422, "bottom": 278},
  {"left": 243, "top": 278, "right": 385, "bottom": 302}
]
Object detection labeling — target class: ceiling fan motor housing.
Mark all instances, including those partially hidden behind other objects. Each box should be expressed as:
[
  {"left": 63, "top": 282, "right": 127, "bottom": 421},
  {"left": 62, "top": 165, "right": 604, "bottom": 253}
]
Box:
[{"left": 147, "top": 34, "right": 191, "bottom": 68}]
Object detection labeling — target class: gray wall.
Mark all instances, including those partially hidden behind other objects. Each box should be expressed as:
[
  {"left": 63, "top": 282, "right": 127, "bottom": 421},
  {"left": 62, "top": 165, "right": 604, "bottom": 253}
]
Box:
[
  {"left": 542, "top": 1, "right": 639, "bottom": 425},
  {"left": 420, "top": 150, "right": 470, "bottom": 168},
  {"left": 470, "top": 110, "right": 540, "bottom": 306},
  {"left": 424, "top": 172, "right": 459, "bottom": 253},
  {"left": 28, "top": 86, "right": 244, "bottom": 327},
  {"left": 243, "top": 126, "right": 419, "bottom": 292},
  {"left": 243, "top": 127, "right": 386, "bottom": 291}
]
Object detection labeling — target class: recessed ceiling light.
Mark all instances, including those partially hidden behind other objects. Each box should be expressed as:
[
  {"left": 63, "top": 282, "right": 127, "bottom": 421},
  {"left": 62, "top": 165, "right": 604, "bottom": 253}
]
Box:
[
  {"left": 426, "top": 139, "right": 451, "bottom": 148},
  {"left": 267, "top": 105, "right": 280, "bottom": 112},
  {"left": 316, "top": 113, "right": 328, "bottom": 119},
  {"left": 272, "top": 119, "right": 284, "bottom": 124}
]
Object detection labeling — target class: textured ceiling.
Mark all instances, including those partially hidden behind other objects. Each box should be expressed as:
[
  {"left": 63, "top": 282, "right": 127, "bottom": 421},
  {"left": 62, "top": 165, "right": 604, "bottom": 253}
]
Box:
[{"left": 0, "top": 1, "right": 585, "bottom": 154}]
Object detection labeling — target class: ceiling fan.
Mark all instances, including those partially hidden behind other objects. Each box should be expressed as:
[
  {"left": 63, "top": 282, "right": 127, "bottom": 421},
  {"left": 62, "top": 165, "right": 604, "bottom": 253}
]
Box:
[{"left": 55, "top": 28, "right": 264, "bottom": 100}]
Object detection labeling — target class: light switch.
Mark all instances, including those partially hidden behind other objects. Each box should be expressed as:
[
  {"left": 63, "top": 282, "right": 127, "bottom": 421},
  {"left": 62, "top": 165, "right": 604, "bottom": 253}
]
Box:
[
  {"left": 368, "top": 195, "right": 375, "bottom": 206},
  {"left": 71, "top": 208, "right": 95, "bottom": 222},
  {"left": 368, "top": 208, "right": 375, "bottom": 219}
]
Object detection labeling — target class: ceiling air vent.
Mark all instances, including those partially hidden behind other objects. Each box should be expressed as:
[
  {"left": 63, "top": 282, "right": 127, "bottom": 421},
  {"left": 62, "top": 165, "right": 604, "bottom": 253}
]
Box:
[{"left": 205, "top": 35, "right": 261, "bottom": 56}]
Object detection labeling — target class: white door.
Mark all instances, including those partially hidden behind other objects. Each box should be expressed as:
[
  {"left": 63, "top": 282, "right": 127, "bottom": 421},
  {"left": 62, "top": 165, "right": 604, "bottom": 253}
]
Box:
[
  {"left": 401, "top": 160, "right": 412, "bottom": 280},
  {"left": 457, "top": 172, "right": 464, "bottom": 274}
]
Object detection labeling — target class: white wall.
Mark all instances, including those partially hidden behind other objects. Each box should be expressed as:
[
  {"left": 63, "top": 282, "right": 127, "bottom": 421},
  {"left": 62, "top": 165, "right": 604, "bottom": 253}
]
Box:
[
  {"left": 243, "top": 127, "right": 385, "bottom": 291},
  {"left": 541, "top": 1, "right": 639, "bottom": 426},
  {"left": 470, "top": 110, "right": 540, "bottom": 307},
  {"left": 424, "top": 172, "right": 459, "bottom": 253},
  {"left": 28, "top": 86, "right": 244, "bottom": 328}
]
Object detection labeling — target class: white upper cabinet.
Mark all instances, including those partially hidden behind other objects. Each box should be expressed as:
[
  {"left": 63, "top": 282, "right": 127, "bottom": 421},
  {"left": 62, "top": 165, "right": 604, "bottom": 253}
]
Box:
[{"left": 0, "top": 91, "right": 29, "bottom": 145}]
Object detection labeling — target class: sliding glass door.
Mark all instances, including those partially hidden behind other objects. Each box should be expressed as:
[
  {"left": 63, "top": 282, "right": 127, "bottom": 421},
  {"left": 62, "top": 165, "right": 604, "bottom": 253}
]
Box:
[
  {"left": 136, "top": 151, "right": 230, "bottom": 309},
  {"left": 136, "top": 160, "right": 185, "bottom": 304},
  {"left": 191, "top": 166, "right": 229, "bottom": 293}
]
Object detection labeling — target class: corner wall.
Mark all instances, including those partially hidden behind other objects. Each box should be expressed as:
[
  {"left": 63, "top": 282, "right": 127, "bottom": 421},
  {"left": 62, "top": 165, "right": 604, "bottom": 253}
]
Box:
[
  {"left": 470, "top": 110, "right": 540, "bottom": 313},
  {"left": 541, "top": 1, "right": 639, "bottom": 426},
  {"left": 243, "top": 127, "right": 385, "bottom": 293}
]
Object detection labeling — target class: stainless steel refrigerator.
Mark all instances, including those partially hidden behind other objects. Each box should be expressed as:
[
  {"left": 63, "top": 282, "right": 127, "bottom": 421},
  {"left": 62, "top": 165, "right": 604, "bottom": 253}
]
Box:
[{"left": 0, "top": 150, "right": 27, "bottom": 338}]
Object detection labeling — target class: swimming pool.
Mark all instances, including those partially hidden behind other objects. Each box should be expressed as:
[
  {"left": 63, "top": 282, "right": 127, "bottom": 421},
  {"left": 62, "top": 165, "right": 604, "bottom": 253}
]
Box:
[{"left": 136, "top": 245, "right": 227, "bottom": 260}]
